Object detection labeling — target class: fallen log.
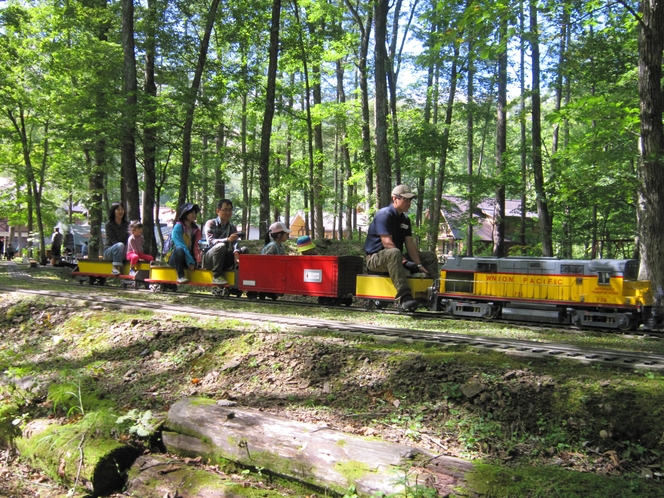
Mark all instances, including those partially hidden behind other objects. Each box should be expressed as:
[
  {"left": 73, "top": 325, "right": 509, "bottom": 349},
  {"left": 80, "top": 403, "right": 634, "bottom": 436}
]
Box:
[
  {"left": 125, "top": 454, "right": 246, "bottom": 498},
  {"left": 163, "top": 397, "right": 472, "bottom": 496},
  {"left": 16, "top": 416, "right": 138, "bottom": 496}
]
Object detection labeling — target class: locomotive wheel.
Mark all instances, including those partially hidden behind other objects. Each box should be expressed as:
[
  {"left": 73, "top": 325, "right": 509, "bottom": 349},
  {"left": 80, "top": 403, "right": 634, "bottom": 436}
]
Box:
[
  {"left": 363, "top": 300, "right": 375, "bottom": 310},
  {"left": 374, "top": 300, "right": 389, "bottom": 310},
  {"left": 168, "top": 284, "right": 178, "bottom": 292},
  {"left": 97, "top": 277, "right": 107, "bottom": 286},
  {"left": 618, "top": 316, "right": 636, "bottom": 331},
  {"left": 232, "top": 290, "right": 243, "bottom": 297},
  {"left": 341, "top": 297, "right": 353, "bottom": 307},
  {"left": 149, "top": 283, "right": 163, "bottom": 293},
  {"left": 88, "top": 276, "right": 96, "bottom": 286},
  {"left": 246, "top": 291, "right": 258, "bottom": 299}
]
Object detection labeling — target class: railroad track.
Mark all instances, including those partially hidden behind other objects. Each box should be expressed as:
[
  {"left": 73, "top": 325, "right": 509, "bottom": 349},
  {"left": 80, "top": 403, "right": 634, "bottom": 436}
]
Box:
[{"left": 2, "top": 280, "right": 664, "bottom": 371}]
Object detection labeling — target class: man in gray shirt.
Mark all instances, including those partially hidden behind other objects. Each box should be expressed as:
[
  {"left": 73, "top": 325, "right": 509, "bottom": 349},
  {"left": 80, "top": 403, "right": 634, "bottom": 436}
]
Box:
[{"left": 202, "top": 199, "right": 242, "bottom": 285}]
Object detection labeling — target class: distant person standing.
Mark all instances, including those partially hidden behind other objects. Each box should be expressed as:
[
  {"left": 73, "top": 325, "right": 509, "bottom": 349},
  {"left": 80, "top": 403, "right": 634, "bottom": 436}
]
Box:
[
  {"left": 64, "top": 230, "right": 75, "bottom": 257},
  {"left": 51, "top": 227, "right": 63, "bottom": 264},
  {"left": 104, "top": 202, "right": 130, "bottom": 275},
  {"left": 0, "top": 238, "right": 4, "bottom": 261}
]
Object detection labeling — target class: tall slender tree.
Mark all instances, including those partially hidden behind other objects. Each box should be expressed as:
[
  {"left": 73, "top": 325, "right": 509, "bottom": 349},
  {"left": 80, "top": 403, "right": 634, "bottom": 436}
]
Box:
[
  {"left": 259, "top": 0, "right": 282, "bottom": 238},
  {"left": 530, "top": 0, "right": 553, "bottom": 256}
]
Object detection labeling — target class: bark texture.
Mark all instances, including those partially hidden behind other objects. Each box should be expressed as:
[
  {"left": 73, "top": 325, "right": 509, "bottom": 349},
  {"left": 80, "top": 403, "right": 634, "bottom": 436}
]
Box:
[
  {"left": 637, "top": 0, "right": 664, "bottom": 293},
  {"left": 164, "top": 398, "right": 472, "bottom": 496}
]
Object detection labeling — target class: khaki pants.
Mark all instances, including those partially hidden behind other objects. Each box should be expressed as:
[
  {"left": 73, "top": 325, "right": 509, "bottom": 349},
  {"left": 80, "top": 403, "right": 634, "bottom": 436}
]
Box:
[
  {"left": 366, "top": 248, "right": 438, "bottom": 301},
  {"left": 203, "top": 243, "right": 235, "bottom": 277}
]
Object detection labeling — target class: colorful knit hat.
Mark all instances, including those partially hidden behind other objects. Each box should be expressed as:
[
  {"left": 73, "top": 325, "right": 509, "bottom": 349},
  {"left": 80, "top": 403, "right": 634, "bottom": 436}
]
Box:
[{"left": 296, "top": 235, "right": 316, "bottom": 252}]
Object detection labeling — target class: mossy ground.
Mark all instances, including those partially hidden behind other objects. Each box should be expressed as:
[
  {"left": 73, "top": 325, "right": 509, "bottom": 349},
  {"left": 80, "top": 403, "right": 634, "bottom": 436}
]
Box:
[{"left": 1, "top": 261, "right": 664, "bottom": 496}]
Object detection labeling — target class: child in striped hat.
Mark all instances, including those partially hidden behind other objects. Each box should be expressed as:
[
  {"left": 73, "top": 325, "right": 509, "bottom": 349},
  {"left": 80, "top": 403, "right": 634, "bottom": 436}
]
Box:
[{"left": 296, "top": 235, "right": 318, "bottom": 255}]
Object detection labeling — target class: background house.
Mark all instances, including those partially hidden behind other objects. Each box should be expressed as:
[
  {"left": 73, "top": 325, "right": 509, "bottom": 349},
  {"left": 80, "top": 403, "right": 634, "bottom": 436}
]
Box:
[{"left": 436, "top": 196, "right": 538, "bottom": 254}]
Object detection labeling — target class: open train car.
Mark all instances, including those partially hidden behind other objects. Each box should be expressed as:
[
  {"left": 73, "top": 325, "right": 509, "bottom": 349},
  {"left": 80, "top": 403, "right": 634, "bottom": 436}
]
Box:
[
  {"left": 435, "top": 256, "right": 659, "bottom": 330},
  {"left": 146, "top": 265, "right": 237, "bottom": 296},
  {"left": 72, "top": 259, "right": 152, "bottom": 288},
  {"left": 355, "top": 273, "right": 435, "bottom": 310},
  {"left": 236, "top": 254, "right": 363, "bottom": 305}
]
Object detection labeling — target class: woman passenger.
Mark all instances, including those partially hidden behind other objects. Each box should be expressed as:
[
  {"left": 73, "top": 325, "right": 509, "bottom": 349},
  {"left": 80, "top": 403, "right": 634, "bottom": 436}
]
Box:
[
  {"left": 167, "top": 203, "right": 202, "bottom": 284},
  {"left": 260, "top": 222, "right": 291, "bottom": 255},
  {"left": 104, "top": 202, "right": 129, "bottom": 275}
]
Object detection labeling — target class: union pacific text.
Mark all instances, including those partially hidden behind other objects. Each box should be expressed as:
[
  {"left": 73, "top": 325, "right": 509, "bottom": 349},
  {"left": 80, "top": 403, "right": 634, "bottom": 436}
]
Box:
[{"left": 485, "top": 274, "right": 563, "bottom": 285}]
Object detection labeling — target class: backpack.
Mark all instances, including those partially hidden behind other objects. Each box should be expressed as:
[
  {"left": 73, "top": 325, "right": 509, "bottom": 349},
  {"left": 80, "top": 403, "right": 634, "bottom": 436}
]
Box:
[{"left": 162, "top": 232, "right": 174, "bottom": 261}]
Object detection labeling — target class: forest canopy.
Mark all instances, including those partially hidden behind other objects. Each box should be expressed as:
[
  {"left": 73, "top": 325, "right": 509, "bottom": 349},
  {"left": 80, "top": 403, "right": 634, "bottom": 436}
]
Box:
[{"left": 0, "top": 0, "right": 662, "bottom": 281}]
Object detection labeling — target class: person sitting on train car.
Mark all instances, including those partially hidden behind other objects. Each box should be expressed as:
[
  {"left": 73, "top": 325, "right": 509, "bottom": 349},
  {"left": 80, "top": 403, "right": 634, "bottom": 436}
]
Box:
[
  {"left": 296, "top": 235, "right": 318, "bottom": 255},
  {"left": 51, "top": 227, "right": 63, "bottom": 265},
  {"left": 166, "top": 203, "right": 202, "bottom": 284},
  {"left": 104, "top": 202, "right": 129, "bottom": 275},
  {"left": 126, "top": 220, "right": 154, "bottom": 276},
  {"left": 364, "top": 185, "right": 438, "bottom": 312},
  {"left": 80, "top": 242, "right": 88, "bottom": 259},
  {"left": 202, "top": 199, "right": 242, "bottom": 285},
  {"left": 261, "top": 222, "right": 291, "bottom": 255}
]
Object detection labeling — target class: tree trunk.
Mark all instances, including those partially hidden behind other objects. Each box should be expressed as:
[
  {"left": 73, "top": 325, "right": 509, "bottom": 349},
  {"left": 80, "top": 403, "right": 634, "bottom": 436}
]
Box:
[
  {"left": 466, "top": 38, "right": 474, "bottom": 257},
  {"left": 121, "top": 0, "right": 140, "bottom": 220},
  {"left": 493, "top": 16, "right": 507, "bottom": 258},
  {"left": 258, "top": 0, "right": 282, "bottom": 239},
  {"left": 178, "top": 0, "right": 222, "bottom": 207},
  {"left": 636, "top": 0, "right": 664, "bottom": 291},
  {"left": 429, "top": 44, "right": 459, "bottom": 253},
  {"left": 417, "top": 22, "right": 437, "bottom": 228},
  {"left": 6, "top": 110, "right": 46, "bottom": 261},
  {"left": 519, "top": 0, "right": 527, "bottom": 254},
  {"left": 336, "top": 58, "right": 350, "bottom": 240},
  {"left": 141, "top": 0, "right": 158, "bottom": 256},
  {"left": 374, "top": 0, "right": 391, "bottom": 208},
  {"left": 346, "top": 1, "right": 373, "bottom": 212},
  {"left": 241, "top": 92, "right": 249, "bottom": 233},
  {"left": 215, "top": 124, "right": 226, "bottom": 200},
  {"left": 530, "top": 0, "right": 553, "bottom": 257},
  {"left": 313, "top": 62, "right": 325, "bottom": 239}
]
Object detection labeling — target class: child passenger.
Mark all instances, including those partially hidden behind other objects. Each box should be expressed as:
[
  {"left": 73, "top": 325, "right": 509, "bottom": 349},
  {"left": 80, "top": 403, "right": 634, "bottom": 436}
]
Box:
[
  {"left": 260, "top": 222, "right": 291, "bottom": 255},
  {"left": 296, "top": 235, "right": 318, "bottom": 255},
  {"left": 126, "top": 221, "right": 154, "bottom": 276}
]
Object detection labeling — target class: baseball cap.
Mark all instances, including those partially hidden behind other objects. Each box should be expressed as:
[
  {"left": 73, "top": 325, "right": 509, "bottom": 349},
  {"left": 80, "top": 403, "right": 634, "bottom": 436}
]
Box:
[
  {"left": 391, "top": 185, "right": 416, "bottom": 199},
  {"left": 269, "top": 221, "right": 291, "bottom": 234},
  {"left": 296, "top": 235, "right": 316, "bottom": 252}
]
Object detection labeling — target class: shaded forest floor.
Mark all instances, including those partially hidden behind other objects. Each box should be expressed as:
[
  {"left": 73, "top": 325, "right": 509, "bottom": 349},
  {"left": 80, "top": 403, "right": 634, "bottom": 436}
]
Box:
[{"left": 1, "top": 258, "right": 664, "bottom": 496}]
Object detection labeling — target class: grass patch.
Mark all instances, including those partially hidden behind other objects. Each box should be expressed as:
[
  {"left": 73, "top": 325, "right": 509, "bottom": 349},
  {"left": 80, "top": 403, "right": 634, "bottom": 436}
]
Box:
[{"left": 467, "top": 463, "right": 664, "bottom": 497}]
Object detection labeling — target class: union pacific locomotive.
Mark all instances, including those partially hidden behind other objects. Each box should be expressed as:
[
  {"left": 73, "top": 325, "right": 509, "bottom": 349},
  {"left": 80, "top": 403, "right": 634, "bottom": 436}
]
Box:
[{"left": 71, "top": 254, "right": 663, "bottom": 331}]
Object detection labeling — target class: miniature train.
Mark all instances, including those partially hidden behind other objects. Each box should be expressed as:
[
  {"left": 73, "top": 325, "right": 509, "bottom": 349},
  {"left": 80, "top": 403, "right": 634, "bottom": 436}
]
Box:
[{"left": 71, "top": 255, "right": 663, "bottom": 331}]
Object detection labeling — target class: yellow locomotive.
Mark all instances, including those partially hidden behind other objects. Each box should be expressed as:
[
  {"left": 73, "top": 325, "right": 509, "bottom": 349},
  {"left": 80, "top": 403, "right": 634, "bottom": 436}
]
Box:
[{"left": 434, "top": 256, "right": 657, "bottom": 330}]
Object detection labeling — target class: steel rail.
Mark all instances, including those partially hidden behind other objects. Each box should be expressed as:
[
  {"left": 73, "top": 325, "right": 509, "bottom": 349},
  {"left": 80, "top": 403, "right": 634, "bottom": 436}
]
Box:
[{"left": 2, "top": 284, "right": 663, "bottom": 371}]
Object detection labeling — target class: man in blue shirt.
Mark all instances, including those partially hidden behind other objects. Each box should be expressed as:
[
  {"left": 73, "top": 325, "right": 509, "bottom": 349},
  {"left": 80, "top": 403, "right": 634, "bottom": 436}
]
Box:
[{"left": 364, "top": 185, "right": 438, "bottom": 311}]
